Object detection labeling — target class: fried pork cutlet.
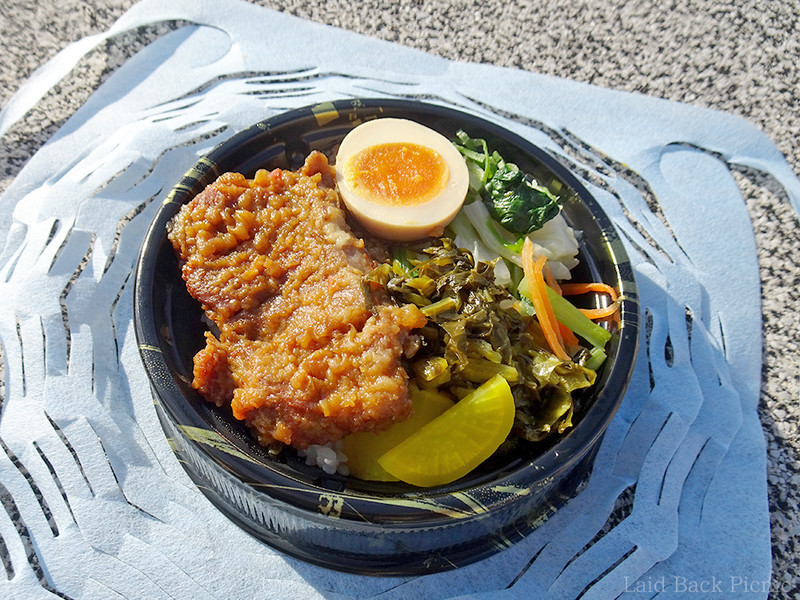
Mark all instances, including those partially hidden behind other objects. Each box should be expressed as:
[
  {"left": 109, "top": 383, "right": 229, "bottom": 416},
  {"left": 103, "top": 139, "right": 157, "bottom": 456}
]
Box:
[{"left": 168, "top": 151, "right": 426, "bottom": 449}]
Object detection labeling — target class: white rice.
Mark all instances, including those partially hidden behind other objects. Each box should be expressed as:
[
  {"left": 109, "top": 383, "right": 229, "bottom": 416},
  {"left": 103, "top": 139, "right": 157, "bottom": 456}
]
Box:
[{"left": 298, "top": 440, "right": 350, "bottom": 476}]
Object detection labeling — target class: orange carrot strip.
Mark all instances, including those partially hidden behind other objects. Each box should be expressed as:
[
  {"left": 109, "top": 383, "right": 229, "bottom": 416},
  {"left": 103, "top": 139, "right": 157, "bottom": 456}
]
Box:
[
  {"left": 543, "top": 263, "right": 562, "bottom": 295},
  {"left": 559, "top": 323, "right": 580, "bottom": 348},
  {"left": 521, "top": 239, "right": 571, "bottom": 361},
  {"left": 560, "top": 282, "right": 619, "bottom": 302},
  {"left": 580, "top": 301, "right": 622, "bottom": 320}
]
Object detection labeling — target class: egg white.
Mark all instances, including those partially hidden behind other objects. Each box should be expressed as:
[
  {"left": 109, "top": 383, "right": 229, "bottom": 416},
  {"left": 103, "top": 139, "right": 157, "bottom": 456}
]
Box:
[{"left": 335, "top": 118, "right": 469, "bottom": 241}]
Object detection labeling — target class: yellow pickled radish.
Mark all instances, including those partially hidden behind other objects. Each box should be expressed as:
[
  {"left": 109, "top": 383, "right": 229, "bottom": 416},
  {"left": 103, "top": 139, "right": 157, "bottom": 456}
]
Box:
[
  {"left": 342, "top": 387, "right": 454, "bottom": 481},
  {"left": 378, "top": 374, "right": 515, "bottom": 487}
]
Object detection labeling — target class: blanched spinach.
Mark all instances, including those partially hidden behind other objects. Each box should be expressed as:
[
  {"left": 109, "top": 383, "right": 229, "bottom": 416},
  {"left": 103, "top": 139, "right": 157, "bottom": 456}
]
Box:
[
  {"left": 485, "top": 163, "right": 560, "bottom": 234},
  {"left": 454, "top": 130, "right": 560, "bottom": 235}
]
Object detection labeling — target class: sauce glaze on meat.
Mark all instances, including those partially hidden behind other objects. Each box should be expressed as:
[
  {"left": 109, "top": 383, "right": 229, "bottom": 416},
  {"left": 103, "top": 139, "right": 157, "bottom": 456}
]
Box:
[{"left": 168, "top": 151, "right": 426, "bottom": 449}]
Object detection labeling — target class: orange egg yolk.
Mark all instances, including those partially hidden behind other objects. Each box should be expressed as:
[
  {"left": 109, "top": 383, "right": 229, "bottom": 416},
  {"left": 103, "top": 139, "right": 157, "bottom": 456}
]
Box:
[{"left": 344, "top": 142, "right": 450, "bottom": 206}]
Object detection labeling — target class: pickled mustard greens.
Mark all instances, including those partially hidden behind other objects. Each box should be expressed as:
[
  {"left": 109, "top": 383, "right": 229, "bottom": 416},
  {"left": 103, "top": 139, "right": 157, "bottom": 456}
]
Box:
[{"left": 366, "top": 238, "right": 597, "bottom": 446}]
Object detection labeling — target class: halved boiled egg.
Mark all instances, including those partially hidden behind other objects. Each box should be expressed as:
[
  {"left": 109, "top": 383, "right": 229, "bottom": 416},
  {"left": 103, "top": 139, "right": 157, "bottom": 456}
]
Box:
[{"left": 335, "top": 118, "right": 469, "bottom": 241}]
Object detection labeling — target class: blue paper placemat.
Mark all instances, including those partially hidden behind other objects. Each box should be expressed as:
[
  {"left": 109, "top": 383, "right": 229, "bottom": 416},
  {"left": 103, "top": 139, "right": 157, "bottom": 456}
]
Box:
[{"left": 1, "top": 0, "right": 797, "bottom": 597}]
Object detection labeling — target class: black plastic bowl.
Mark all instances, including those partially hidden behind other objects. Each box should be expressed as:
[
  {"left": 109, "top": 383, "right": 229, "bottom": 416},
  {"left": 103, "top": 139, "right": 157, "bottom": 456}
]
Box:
[{"left": 133, "top": 99, "right": 639, "bottom": 575}]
